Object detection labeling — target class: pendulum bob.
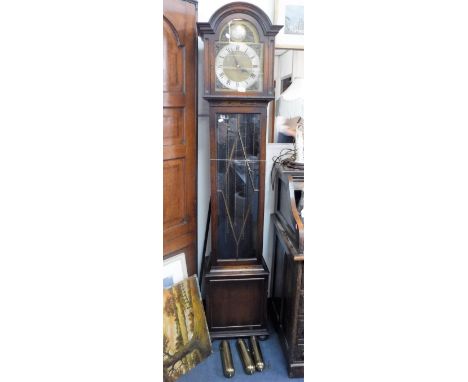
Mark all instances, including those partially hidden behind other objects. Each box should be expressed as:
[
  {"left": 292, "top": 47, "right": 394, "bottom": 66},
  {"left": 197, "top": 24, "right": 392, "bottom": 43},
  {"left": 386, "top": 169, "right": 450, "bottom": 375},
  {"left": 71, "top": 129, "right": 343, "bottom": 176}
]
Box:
[
  {"left": 249, "top": 336, "right": 264, "bottom": 372},
  {"left": 236, "top": 338, "right": 255, "bottom": 375},
  {"left": 219, "top": 340, "right": 235, "bottom": 378}
]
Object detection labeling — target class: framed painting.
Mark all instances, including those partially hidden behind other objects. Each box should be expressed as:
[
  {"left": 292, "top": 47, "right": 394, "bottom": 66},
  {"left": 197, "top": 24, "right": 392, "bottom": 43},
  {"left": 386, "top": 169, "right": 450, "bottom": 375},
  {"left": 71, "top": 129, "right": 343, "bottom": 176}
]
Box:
[
  {"left": 274, "top": 0, "right": 304, "bottom": 49},
  {"left": 163, "top": 253, "right": 188, "bottom": 288}
]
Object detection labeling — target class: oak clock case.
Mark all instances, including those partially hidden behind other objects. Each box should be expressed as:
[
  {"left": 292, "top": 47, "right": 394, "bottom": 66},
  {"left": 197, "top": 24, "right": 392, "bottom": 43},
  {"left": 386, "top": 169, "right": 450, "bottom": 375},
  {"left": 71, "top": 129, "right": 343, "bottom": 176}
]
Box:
[{"left": 198, "top": 2, "right": 282, "bottom": 339}]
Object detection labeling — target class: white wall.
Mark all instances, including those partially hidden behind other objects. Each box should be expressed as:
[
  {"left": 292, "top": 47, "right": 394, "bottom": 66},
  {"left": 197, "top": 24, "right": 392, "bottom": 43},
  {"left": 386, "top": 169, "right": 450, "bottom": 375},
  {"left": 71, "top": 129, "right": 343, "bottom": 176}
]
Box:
[
  {"left": 197, "top": 0, "right": 274, "bottom": 23},
  {"left": 292, "top": 50, "right": 304, "bottom": 79},
  {"left": 274, "top": 49, "right": 304, "bottom": 101},
  {"left": 279, "top": 50, "right": 293, "bottom": 79}
]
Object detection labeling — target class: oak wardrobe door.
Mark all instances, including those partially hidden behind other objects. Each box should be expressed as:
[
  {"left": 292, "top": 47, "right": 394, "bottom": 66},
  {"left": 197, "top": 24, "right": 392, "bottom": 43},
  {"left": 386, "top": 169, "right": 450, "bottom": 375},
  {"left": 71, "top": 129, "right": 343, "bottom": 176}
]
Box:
[{"left": 163, "top": 0, "right": 197, "bottom": 276}]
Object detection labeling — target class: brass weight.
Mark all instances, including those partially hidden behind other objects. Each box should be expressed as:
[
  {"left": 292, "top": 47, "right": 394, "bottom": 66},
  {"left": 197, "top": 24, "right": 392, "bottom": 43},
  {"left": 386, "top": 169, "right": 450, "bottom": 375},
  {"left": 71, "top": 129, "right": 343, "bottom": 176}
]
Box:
[
  {"left": 219, "top": 340, "right": 235, "bottom": 378},
  {"left": 249, "top": 336, "right": 265, "bottom": 372},
  {"left": 236, "top": 338, "right": 255, "bottom": 375}
]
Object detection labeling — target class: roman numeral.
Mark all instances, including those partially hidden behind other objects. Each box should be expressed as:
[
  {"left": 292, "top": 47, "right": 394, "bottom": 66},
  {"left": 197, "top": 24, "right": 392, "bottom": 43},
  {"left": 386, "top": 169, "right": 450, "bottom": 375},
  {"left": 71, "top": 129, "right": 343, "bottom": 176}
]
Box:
[
  {"left": 219, "top": 72, "right": 225, "bottom": 78},
  {"left": 226, "top": 79, "right": 231, "bottom": 85},
  {"left": 250, "top": 72, "right": 256, "bottom": 78},
  {"left": 252, "top": 65, "right": 258, "bottom": 68}
]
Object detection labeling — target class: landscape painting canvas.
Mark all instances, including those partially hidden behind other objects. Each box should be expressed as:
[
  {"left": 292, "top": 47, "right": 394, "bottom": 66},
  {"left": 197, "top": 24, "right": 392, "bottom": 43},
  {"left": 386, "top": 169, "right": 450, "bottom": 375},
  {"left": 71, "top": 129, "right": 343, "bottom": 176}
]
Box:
[{"left": 163, "top": 275, "right": 212, "bottom": 381}]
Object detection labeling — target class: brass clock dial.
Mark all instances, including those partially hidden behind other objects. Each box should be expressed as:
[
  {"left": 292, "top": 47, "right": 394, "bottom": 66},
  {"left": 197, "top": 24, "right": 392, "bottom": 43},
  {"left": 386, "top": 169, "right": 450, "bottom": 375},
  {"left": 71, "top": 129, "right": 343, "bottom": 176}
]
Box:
[{"left": 215, "top": 43, "right": 261, "bottom": 91}]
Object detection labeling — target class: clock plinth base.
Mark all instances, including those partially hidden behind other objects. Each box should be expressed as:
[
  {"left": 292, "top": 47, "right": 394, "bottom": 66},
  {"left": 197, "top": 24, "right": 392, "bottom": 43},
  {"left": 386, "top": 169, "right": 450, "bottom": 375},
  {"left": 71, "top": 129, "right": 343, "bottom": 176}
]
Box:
[{"left": 202, "top": 255, "right": 269, "bottom": 339}]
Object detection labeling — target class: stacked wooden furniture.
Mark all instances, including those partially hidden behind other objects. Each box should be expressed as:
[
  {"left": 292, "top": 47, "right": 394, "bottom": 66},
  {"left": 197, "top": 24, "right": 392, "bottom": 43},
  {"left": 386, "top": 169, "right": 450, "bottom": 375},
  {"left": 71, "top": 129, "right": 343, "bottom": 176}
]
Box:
[{"left": 270, "top": 163, "right": 304, "bottom": 378}]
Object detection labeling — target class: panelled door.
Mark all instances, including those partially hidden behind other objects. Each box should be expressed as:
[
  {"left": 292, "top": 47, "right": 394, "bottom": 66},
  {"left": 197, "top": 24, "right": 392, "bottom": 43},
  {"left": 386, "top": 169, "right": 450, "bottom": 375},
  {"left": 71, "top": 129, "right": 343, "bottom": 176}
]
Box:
[{"left": 163, "top": 0, "right": 197, "bottom": 276}]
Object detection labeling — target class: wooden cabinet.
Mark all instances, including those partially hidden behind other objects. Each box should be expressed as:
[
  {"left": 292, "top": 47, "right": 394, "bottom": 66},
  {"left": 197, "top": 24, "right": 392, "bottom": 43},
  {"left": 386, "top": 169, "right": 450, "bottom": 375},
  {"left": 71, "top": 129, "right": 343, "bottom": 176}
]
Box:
[
  {"left": 270, "top": 163, "right": 304, "bottom": 378},
  {"left": 163, "top": 0, "right": 198, "bottom": 276}
]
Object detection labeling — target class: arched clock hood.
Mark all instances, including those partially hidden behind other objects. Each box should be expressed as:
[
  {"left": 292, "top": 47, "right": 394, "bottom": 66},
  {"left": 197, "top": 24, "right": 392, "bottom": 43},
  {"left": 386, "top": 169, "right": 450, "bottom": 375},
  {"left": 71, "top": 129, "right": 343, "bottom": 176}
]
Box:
[{"left": 198, "top": 2, "right": 282, "bottom": 101}]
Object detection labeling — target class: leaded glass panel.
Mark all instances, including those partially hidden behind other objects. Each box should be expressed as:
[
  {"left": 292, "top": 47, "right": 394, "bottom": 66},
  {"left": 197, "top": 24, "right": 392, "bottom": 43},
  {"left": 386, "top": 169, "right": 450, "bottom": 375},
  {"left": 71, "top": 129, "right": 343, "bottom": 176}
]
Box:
[{"left": 215, "top": 113, "right": 261, "bottom": 259}]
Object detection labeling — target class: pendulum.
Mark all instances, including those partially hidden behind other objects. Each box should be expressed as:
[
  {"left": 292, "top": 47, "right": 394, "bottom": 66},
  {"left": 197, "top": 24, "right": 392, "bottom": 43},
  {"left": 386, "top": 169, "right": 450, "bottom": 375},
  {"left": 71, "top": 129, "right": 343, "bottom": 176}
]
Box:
[
  {"left": 236, "top": 338, "right": 255, "bottom": 375},
  {"left": 220, "top": 340, "right": 235, "bottom": 378},
  {"left": 249, "top": 336, "right": 265, "bottom": 372}
]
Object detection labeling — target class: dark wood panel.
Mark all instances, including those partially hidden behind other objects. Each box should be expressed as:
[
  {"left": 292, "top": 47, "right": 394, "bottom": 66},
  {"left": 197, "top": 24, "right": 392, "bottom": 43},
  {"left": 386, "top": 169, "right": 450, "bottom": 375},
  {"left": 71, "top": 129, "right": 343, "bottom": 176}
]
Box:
[
  {"left": 209, "top": 278, "right": 264, "bottom": 328},
  {"left": 203, "top": 262, "right": 269, "bottom": 339},
  {"left": 163, "top": 158, "right": 186, "bottom": 227},
  {"left": 270, "top": 163, "right": 304, "bottom": 378},
  {"left": 270, "top": 219, "right": 304, "bottom": 377},
  {"left": 163, "top": 0, "right": 197, "bottom": 276}
]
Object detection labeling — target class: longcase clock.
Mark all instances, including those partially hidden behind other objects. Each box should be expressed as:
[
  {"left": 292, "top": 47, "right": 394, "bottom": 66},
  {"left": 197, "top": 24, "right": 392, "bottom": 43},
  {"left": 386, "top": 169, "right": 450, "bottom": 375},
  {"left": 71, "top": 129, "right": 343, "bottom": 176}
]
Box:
[{"left": 198, "top": 2, "right": 282, "bottom": 339}]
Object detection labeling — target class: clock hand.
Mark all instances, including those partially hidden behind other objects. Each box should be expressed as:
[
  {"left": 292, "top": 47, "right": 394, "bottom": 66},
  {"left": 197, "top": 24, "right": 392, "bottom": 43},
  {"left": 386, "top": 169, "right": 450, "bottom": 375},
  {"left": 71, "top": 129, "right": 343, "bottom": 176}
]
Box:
[
  {"left": 232, "top": 56, "right": 250, "bottom": 73},
  {"left": 232, "top": 52, "right": 250, "bottom": 72},
  {"left": 232, "top": 54, "right": 241, "bottom": 69}
]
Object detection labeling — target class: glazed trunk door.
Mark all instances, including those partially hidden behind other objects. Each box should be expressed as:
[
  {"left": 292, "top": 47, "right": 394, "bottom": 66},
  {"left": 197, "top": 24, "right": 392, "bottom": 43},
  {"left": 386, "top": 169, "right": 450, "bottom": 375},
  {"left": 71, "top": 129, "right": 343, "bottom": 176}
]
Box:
[{"left": 163, "top": 0, "right": 197, "bottom": 276}]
